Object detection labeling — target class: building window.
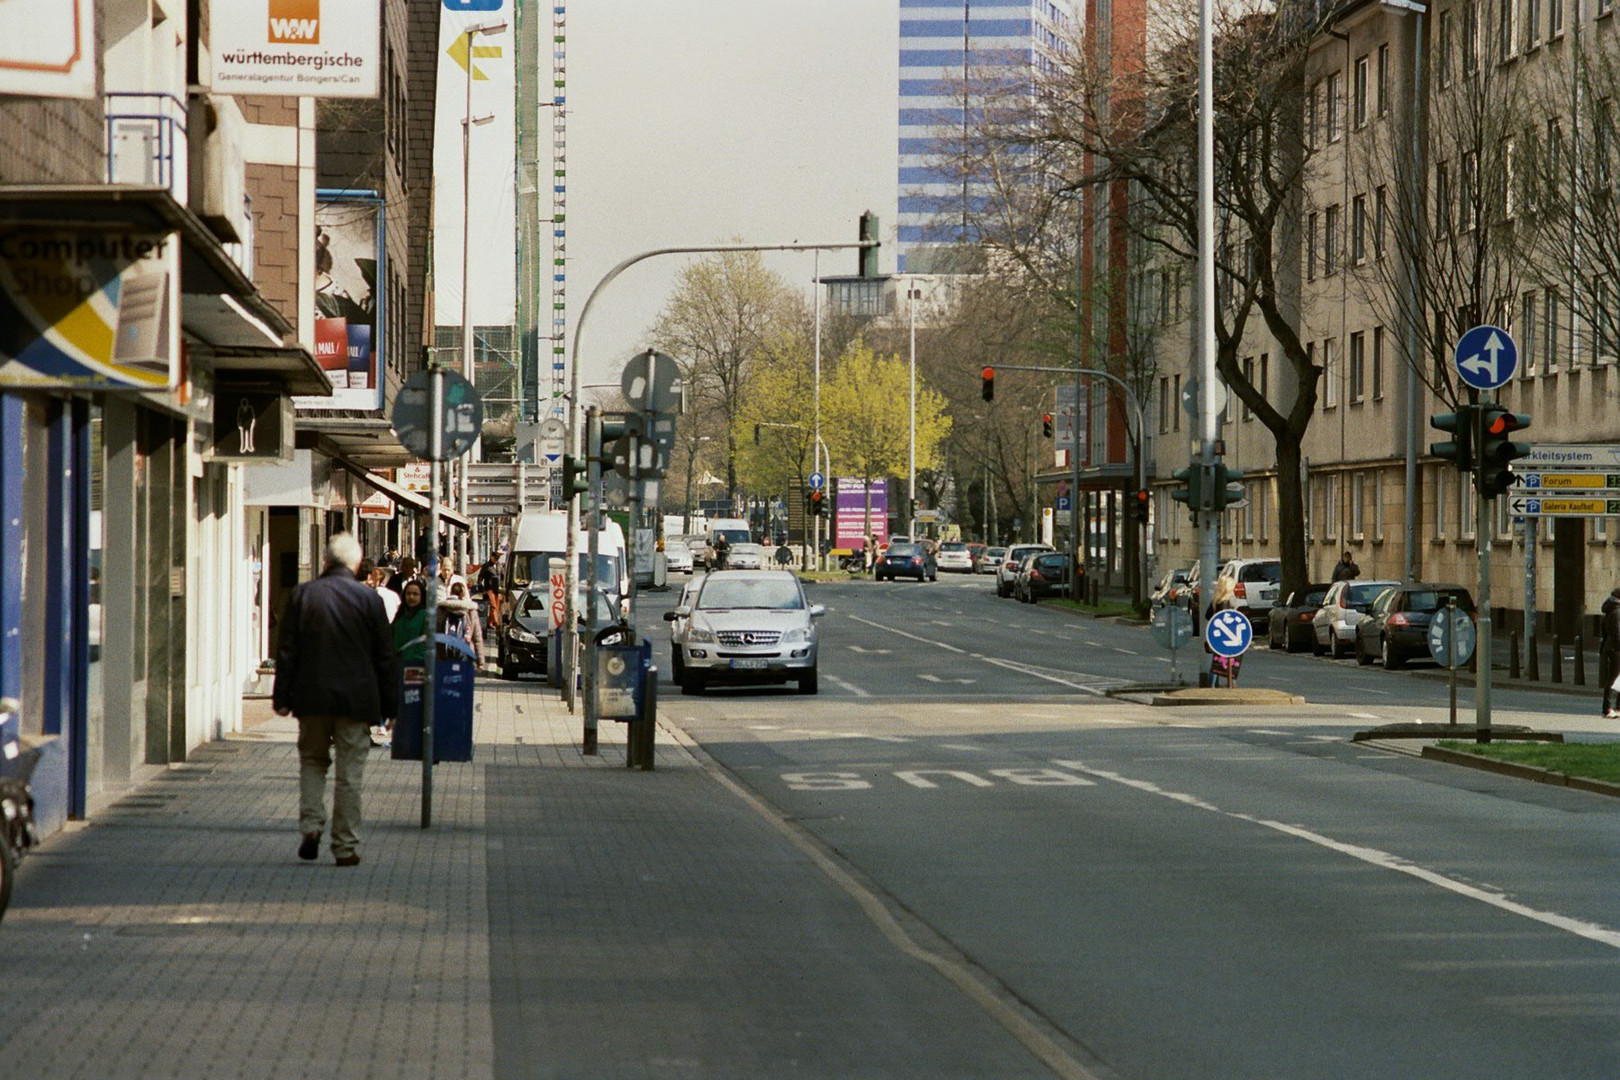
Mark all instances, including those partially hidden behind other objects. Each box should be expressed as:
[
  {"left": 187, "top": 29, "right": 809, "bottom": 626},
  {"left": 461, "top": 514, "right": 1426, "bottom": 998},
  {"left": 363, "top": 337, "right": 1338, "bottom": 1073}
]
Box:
[
  {"left": 1373, "top": 325, "right": 1386, "bottom": 399},
  {"left": 1350, "top": 331, "right": 1367, "bottom": 402},
  {"left": 1595, "top": 275, "right": 1617, "bottom": 363},
  {"left": 1597, "top": 100, "right": 1615, "bottom": 190},
  {"left": 1500, "top": 0, "right": 1518, "bottom": 59},
  {"left": 1322, "top": 337, "right": 1338, "bottom": 408},
  {"left": 1544, "top": 285, "right": 1560, "bottom": 372},
  {"left": 1460, "top": 150, "right": 1478, "bottom": 231},
  {"left": 1520, "top": 290, "right": 1538, "bottom": 376},
  {"left": 1241, "top": 357, "right": 1255, "bottom": 420},
  {"left": 1172, "top": 373, "right": 1181, "bottom": 432},
  {"left": 1259, "top": 353, "right": 1269, "bottom": 404},
  {"left": 1463, "top": 0, "right": 1480, "bottom": 74},
  {"left": 1550, "top": 0, "right": 1564, "bottom": 35},
  {"left": 1351, "top": 193, "right": 1367, "bottom": 264},
  {"left": 1243, "top": 486, "right": 1255, "bottom": 539},
  {"left": 1159, "top": 377, "right": 1170, "bottom": 433},
  {"left": 1374, "top": 185, "right": 1388, "bottom": 258},
  {"left": 1503, "top": 137, "right": 1518, "bottom": 218},
  {"left": 1435, "top": 467, "right": 1448, "bottom": 538},
  {"left": 1459, "top": 469, "right": 1476, "bottom": 539},
  {"left": 1374, "top": 471, "right": 1385, "bottom": 540},
  {"left": 1326, "top": 474, "right": 1341, "bottom": 540},
  {"left": 1327, "top": 71, "right": 1343, "bottom": 142},
  {"left": 1354, "top": 56, "right": 1369, "bottom": 128},
  {"left": 1601, "top": 0, "right": 1613, "bottom": 18},
  {"left": 1309, "top": 80, "right": 1321, "bottom": 148},
  {"left": 1324, "top": 204, "right": 1340, "bottom": 275},
  {"left": 1436, "top": 161, "right": 1452, "bottom": 236},
  {"left": 1377, "top": 43, "right": 1391, "bottom": 117},
  {"left": 1526, "top": 0, "right": 1542, "bottom": 48},
  {"left": 1260, "top": 481, "right": 1270, "bottom": 542},
  {"left": 1352, "top": 473, "right": 1365, "bottom": 539}
]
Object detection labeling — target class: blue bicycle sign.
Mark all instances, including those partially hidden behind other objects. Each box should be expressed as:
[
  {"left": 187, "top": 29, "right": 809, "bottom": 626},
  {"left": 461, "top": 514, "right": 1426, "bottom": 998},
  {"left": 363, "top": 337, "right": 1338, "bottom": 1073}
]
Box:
[{"left": 1205, "top": 610, "right": 1253, "bottom": 658}]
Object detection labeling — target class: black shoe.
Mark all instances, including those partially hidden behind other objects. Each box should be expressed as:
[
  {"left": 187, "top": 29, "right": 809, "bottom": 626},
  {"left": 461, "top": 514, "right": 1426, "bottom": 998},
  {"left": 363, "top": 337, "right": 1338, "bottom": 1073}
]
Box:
[
  {"left": 298, "top": 833, "right": 321, "bottom": 861},
  {"left": 334, "top": 853, "right": 361, "bottom": 867}
]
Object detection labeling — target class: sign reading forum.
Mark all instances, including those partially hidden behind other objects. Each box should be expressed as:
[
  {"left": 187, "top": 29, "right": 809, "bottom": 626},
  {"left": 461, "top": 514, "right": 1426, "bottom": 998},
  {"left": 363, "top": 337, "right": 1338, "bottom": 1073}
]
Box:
[{"left": 210, "top": 0, "right": 380, "bottom": 98}]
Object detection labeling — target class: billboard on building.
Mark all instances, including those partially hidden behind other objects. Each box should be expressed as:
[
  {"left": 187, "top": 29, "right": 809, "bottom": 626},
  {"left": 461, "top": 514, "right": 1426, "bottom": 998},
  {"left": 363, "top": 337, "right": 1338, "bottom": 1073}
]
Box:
[
  {"left": 0, "top": 227, "right": 180, "bottom": 390},
  {"left": 0, "top": 0, "right": 95, "bottom": 98},
  {"left": 296, "top": 193, "right": 385, "bottom": 411},
  {"left": 432, "top": 0, "right": 516, "bottom": 328},
  {"left": 834, "top": 478, "right": 888, "bottom": 551},
  {"left": 210, "top": 0, "right": 380, "bottom": 98}
]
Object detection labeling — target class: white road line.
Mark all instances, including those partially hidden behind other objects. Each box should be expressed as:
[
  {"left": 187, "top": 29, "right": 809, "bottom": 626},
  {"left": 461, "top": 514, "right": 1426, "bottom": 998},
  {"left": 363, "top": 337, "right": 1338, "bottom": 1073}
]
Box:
[
  {"left": 980, "top": 657, "right": 1111, "bottom": 697},
  {"left": 1348, "top": 712, "right": 1382, "bottom": 721},
  {"left": 1113, "top": 647, "right": 1138, "bottom": 655},
  {"left": 826, "top": 675, "right": 870, "bottom": 697},
  {"left": 1247, "top": 729, "right": 1288, "bottom": 735},
  {"left": 1053, "top": 758, "right": 1620, "bottom": 952},
  {"left": 846, "top": 615, "right": 967, "bottom": 653}
]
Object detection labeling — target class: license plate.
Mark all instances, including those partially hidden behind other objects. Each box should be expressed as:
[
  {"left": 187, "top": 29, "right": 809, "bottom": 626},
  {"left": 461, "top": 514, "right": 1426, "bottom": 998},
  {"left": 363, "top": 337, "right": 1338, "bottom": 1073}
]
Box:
[{"left": 731, "top": 658, "right": 768, "bottom": 670}]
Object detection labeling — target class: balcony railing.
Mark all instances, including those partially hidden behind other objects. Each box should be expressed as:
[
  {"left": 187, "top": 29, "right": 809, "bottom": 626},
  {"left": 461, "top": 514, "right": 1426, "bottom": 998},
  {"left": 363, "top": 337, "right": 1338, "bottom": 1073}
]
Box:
[{"left": 104, "top": 92, "right": 188, "bottom": 197}]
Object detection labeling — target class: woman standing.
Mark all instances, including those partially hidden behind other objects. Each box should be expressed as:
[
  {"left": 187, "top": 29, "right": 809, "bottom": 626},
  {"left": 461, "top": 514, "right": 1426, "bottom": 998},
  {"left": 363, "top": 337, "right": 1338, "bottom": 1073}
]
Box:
[
  {"left": 378, "top": 579, "right": 429, "bottom": 747},
  {"left": 444, "top": 581, "right": 486, "bottom": 668}
]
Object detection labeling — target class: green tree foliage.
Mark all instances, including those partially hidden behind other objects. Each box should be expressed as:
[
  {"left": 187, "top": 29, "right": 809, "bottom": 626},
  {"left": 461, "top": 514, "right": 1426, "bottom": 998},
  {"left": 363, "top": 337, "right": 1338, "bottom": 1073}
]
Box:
[{"left": 821, "top": 340, "right": 952, "bottom": 492}]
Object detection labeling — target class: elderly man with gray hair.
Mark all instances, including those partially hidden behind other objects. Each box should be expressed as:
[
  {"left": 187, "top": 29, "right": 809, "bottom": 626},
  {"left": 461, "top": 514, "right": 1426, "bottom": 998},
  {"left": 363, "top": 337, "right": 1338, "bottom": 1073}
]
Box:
[{"left": 273, "top": 532, "right": 397, "bottom": 866}]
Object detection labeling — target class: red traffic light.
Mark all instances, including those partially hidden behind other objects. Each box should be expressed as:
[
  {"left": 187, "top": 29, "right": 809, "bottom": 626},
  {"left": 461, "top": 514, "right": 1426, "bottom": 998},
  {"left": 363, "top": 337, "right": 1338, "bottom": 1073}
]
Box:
[
  {"left": 1042, "top": 413, "right": 1054, "bottom": 438},
  {"left": 981, "top": 366, "right": 995, "bottom": 402}
]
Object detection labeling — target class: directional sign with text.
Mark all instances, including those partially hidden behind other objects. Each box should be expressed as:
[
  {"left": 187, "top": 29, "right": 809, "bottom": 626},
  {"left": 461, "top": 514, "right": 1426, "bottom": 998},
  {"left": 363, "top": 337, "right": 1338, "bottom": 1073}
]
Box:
[
  {"left": 1205, "top": 609, "right": 1253, "bottom": 657},
  {"left": 1513, "top": 472, "right": 1620, "bottom": 490},
  {"left": 1508, "top": 496, "right": 1620, "bottom": 517},
  {"left": 1514, "top": 443, "right": 1620, "bottom": 470},
  {"left": 1453, "top": 324, "right": 1518, "bottom": 390}
]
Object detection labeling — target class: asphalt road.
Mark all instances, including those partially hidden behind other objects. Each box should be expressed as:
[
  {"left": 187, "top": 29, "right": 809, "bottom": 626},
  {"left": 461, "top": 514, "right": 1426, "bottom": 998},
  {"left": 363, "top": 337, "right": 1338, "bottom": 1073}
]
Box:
[{"left": 642, "top": 571, "right": 1620, "bottom": 1080}]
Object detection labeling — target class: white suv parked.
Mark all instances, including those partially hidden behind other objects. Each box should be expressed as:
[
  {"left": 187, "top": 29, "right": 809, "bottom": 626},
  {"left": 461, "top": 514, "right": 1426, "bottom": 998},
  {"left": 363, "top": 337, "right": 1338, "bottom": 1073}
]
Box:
[{"left": 1217, "top": 557, "right": 1282, "bottom": 626}]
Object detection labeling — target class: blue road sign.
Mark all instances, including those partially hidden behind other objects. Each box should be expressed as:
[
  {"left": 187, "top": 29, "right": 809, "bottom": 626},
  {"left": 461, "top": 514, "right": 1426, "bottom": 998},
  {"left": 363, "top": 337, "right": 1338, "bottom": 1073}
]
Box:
[
  {"left": 1205, "top": 609, "right": 1253, "bottom": 658},
  {"left": 1055, "top": 495, "right": 1071, "bottom": 511},
  {"left": 808, "top": 471, "right": 825, "bottom": 490},
  {"left": 1454, "top": 324, "right": 1518, "bottom": 390}
]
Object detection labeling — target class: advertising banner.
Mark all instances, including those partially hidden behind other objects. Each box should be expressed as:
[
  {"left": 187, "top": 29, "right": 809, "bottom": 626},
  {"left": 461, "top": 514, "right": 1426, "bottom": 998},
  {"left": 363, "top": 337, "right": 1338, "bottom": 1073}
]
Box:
[
  {"left": 0, "top": 0, "right": 95, "bottom": 98},
  {"left": 834, "top": 478, "right": 888, "bottom": 550},
  {"left": 296, "top": 193, "right": 384, "bottom": 411},
  {"left": 432, "top": 0, "right": 516, "bottom": 328},
  {"left": 0, "top": 227, "right": 180, "bottom": 390},
  {"left": 210, "top": 0, "right": 380, "bottom": 98}
]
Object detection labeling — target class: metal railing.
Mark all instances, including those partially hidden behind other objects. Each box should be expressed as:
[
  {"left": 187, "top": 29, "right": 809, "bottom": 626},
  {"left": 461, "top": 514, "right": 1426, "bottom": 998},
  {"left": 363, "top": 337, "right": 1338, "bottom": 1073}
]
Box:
[{"left": 104, "top": 92, "right": 188, "bottom": 196}]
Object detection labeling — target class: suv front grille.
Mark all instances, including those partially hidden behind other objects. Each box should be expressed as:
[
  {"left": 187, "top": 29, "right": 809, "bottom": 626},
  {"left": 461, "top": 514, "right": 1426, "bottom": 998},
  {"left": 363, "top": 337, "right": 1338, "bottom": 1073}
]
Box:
[{"left": 716, "top": 630, "right": 782, "bottom": 647}]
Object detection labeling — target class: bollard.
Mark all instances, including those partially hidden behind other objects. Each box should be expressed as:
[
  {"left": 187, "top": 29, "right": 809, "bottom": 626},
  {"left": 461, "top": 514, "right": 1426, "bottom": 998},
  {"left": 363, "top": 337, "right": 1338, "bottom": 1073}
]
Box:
[
  {"left": 1509, "top": 630, "right": 1520, "bottom": 680},
  {"left": 1527, "top": 632, "right": 1540, "bottom": 681},
  {"left": 1575, "top": 635, "right": 1586, "bottom": 686},
  {"left": 1552, "top": 636, "right": 1563, "bottom": 683}
]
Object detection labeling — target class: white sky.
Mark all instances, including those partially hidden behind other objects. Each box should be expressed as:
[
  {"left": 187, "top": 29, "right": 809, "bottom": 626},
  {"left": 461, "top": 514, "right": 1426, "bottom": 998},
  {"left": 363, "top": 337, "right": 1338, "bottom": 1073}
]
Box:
[{"left": 567, "top": 1, "right": 898, "bottom": 389}]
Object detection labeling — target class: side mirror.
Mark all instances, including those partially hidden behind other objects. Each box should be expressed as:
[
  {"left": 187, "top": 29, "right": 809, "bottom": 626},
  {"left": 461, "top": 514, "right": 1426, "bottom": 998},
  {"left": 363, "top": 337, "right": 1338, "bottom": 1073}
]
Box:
[{"left": 809, "top": 604, "right": 826, "bottom": 618}]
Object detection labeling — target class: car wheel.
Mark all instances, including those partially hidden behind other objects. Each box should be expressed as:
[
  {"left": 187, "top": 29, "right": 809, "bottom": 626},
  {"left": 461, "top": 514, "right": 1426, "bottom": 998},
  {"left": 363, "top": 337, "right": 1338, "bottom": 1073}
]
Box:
[
  {"left": 1269, "top": 625, "right": 1282, "bottom": 650},
  {"left": 1312, "top": 631, "right": 1326, "bottom": 657},
  {"left": 1284, "top": 627, "right": 1302, "bottom": 654},
  {"left": 670, "top": 650, "right": 684, "bottom": 683},
  {"left": 1355, "top": 635, "right": 1374, "bottom": 666},
  {"left": 680, "top": 668, "right": 704, "bottom": 695},
  {"left": 798, "top": 667, "right": 818, "bottom": 695},
  {"left": 1382, "top": 636, "right": 1404, "bottom": 670},
  {"left": 1331, "top": 634, "right": 1346, "bottom": 659},
  {"left": 501, "top": 660, "right": 518, "bottom": 680}
]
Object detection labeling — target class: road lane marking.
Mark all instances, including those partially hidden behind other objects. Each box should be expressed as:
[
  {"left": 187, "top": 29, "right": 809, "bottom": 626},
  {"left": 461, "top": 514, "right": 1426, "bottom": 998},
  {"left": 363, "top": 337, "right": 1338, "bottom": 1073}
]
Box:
[
  {"left": 919, "top": 673, "right": 976, "bottom": 684},
  {"left": 1113, "top": 647, "right": 1138, "bottom": 655},
  {"left": 847, "top": 645, "right": 893, "bottom": 654},
  {"left": 1052, "top": 758, "right": 1620, "bottom": 952},
  {"left": 846, "top": 615, "right": 967, "bottom": 653},
  {"left": 826, "top": 675, "right": 870, "bottom": 697},
  {"left": 1348, "top": 713, "right": 1381, "bottom": 721},
  {"left": 980, "top": 657, "right": 1111, "bottom": 697}
]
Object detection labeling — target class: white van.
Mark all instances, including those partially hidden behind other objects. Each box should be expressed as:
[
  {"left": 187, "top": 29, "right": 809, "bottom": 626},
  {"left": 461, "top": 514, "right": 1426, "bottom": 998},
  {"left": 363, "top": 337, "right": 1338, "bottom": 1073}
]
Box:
[{"left": 505, "top": 511, "right": 629, "bottom": 607}]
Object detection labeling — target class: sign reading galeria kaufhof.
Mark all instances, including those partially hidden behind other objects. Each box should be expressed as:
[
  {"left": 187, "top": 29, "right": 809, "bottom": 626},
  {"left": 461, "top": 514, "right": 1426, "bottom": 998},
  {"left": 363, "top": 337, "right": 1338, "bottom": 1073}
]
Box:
[
  {"left": 210, "top": 0, "right": 380, "bottom": 98},
  {"left": 0, "top": 227, "right": 180, "bottom": 390}
]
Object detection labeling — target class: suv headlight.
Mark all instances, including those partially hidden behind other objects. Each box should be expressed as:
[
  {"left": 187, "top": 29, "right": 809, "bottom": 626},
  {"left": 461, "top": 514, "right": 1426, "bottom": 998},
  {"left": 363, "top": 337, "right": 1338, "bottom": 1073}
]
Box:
[
  {"left": 687, "top": 622, "right": 718, "bottom": 644},
  {"left": 509, "top": 626, "right": 539, "bottom": 644},
  {"left": 780, "top": 625, "right": 812, "bottom": 644}
]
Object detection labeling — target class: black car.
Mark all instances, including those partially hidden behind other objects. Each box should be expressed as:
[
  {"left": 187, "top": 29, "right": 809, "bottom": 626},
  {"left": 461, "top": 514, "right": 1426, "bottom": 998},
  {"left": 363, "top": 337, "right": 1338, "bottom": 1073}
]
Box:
[
  {"left": 1354, "top": 583, "right": 1476, "bottom": 669},
  {"left": 1015, "top": 551, "right": 1079, "bottom": 602},
  {"left": 499, "top": 585, "right": 617, "bottom": 679},
  {"left": 874, "top": 542, "right": 937, "bottom": 582},
  {"left": 1267, "top": 583, "right": 1333, "bottom": 652}
]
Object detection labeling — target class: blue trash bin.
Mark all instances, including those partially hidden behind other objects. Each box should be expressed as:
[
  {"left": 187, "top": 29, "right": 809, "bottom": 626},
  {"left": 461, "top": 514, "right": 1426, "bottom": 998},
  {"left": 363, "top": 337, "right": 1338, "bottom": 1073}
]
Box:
[{"left": 392, "top": 634, "right": 476, "bottom": 763}]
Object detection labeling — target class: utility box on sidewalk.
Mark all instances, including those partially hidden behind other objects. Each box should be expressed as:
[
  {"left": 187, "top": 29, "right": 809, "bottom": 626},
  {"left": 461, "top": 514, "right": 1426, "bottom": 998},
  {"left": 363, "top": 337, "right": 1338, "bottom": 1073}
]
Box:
[
  {"left": 392, "top": 661, "right": 475, "bottom": 763},
  {"left": 595, "top": 640, "right": 651, "bottom": 722}
]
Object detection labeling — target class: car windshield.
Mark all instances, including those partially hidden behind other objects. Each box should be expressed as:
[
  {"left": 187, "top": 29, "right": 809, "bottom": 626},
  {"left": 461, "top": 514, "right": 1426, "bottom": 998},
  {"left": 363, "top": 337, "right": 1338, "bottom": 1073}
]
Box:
[
  {"left": 1240, "top": 563, "right": 1281, "bottom": 583},
  {"left": 1300, "top": 588, "right": 1329, "bottom": 607},
  {"left": 940, "top": 542, "right": 967, "bottom": 552},
  {"left": 517, "top": 588, "right": 613, "bottom": 623},
  {"left": 698, "top": 576, "right": 804, "bottom": 610},
  {"left": 1407, "top": 589, "right": 1472, "bottom": 612},
  {"left": 512, "top": 550, "right": 618, "bottom": 586},
  {"left": 1346, "top": 583, "right": 1391, "bottom": 605}
]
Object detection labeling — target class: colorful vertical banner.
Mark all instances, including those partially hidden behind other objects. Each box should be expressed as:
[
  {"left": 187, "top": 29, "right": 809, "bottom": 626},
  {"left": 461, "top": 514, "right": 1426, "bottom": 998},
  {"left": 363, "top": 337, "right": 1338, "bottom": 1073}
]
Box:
[
  {"left": 432, "top": 0, "right": 517, "bottom": 329},
  {"left": 296, "top": 193, "right": 385, "bottom": 411},
  {"left": 834, "top": 478, "right": 889, "bottom": 551}
]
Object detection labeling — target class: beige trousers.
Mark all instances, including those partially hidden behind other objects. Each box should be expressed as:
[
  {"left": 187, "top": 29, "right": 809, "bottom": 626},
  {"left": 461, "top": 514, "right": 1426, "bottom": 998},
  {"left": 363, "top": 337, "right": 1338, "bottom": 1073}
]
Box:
[{"left": 297, "top": 714, "right": 371, "bottom": 858}]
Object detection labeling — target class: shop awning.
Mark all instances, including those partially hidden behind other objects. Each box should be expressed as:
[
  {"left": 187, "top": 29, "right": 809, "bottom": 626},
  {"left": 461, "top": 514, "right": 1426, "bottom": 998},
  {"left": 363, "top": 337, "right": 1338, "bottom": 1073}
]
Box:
[
  {"left": 341, "top": 461, "right": 469, "bottom": 531},
  {"left": 0, "top": 184, "right": 329, "bottom": 397},
  {"left": 300, "top": 415, "right": 413, "bottom": 469}
]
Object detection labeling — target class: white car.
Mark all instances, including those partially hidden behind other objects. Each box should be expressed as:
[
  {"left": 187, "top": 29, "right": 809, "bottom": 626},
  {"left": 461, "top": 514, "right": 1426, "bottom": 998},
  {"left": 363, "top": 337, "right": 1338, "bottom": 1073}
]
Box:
[
  {"left": 664, "top": 540, "right": 693, "bottom": 574},
  {"left": 726, "top": 542, "right": 765, "bottom": 570},
  {"left": 1217, "top": 557, "right": 1282, "bottom": 626},
  {"left": 936, "top": 541, "right": 975, "bottom": 573},
  {"left": 664, "top": 570, "right": 824, "bottom": 694},
  {"left": 1312, "top": 579, "right": 1400, "bottom": 658},
  {"left": 996, "top": 544, "right": 1054, "bottom": 597}
]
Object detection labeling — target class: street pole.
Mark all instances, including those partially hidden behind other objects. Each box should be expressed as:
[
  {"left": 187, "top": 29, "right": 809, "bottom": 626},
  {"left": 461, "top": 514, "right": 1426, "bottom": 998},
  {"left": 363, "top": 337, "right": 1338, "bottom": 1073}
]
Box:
[
  {"left": 422, "top": 363, "right": 444, "bottom": 829},
  {"left": 813, "top": 249, "right": 823, "bottom": 568},
  {"left": 1072, "top": 192, "right": 1085, "bottom": 600},
  {"left": 908, "top": 282, "right": 918, "bottom": 538},
  {"left": 1475, "top": 401, "right": 1493, "bottom": 741},
  {"left": 1196, "top": 0, "right": 1221, "bottom": 642}
]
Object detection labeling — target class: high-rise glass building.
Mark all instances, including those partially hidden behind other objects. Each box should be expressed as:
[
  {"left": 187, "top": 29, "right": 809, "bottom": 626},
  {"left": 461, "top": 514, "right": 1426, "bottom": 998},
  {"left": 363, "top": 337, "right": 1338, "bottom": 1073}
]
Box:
[{"left": 897, "top": 0, "right": 1073, "bottom": 273}]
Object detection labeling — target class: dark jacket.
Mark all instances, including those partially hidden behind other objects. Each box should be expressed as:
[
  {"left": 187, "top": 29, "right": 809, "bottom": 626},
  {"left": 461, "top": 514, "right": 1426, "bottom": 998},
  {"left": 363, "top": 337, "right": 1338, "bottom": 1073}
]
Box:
[
  {"left": 1331, "top": 558, "right": 1360, "bottom": 582},
  {"left": 274, "top": 565, "right": 398, "bottom": 723},
  {"left": 1601, "top": 597, "right": 1620, "bottom": 657}
]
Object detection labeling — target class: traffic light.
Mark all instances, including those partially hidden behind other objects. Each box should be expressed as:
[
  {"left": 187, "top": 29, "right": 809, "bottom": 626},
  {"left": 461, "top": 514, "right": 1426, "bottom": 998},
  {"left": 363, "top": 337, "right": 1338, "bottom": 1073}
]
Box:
[
  {"left": 1477, "top": 405, "right": 1532, "bottom": 497},
  {"left": 560, "top": 453, "right": 589, "bottom": 498},
  {"left": 1210, "top": 463, "right": 1246, "bottom": 511},
  {"left": 1429, "top": 405, "right": 1475, "bottom": 471},
  {"left": 1170, "top": 464, "right": 1200, "bottom": 509},
  {"left": 753, "top": 423, "right": 761, "bottom": 445},
  {"left": 809, "top": 488, "right": 826, "bottom": 517},
  {"left": 1042, "top": 413, "right": 1054, "bottom": 438},
  {"left": 981, "top": 366, "right": 995, "bottom": 402},
  {"left": 1131, "top": 488, "right": 1150, "bottom": 526},
  {"left": 858, "top": 211, "right": 880, "bottom": 278}
]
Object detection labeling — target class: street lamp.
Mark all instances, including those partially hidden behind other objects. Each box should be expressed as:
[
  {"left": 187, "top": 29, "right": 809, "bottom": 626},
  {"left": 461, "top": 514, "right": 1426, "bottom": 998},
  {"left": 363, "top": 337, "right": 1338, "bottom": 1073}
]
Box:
[
  {"left": 458, "top": 17, "right": 506, "bottom": 577},
  {"left": 907, "top": 282, "right": 920, "bottom": 538}
]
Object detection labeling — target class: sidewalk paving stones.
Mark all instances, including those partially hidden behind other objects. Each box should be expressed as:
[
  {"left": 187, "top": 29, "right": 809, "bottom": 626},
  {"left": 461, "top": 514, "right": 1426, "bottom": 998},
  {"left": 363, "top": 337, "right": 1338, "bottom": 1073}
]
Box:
[{"left": 0, "top": 677, "right": 1056, "bottom": 1080}]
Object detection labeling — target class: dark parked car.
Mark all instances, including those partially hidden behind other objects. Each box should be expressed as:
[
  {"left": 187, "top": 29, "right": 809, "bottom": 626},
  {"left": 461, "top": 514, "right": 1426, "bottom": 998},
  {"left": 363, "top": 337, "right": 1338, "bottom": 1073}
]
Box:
[
  {"left": 1354, "top": 584, "right": 1476, "bottom": 669},
  {"left": 1267, "top": 584, "right": 1333, "bottom": 652},
  {"left": 874, "top": 541, "right": 937, "bottom": 582},
  {"left": 1015, "top": 551, "right": 1079, "bottom": 602},
  {"left": 499, "top": 585, "right": 616, "bottom": 679}
]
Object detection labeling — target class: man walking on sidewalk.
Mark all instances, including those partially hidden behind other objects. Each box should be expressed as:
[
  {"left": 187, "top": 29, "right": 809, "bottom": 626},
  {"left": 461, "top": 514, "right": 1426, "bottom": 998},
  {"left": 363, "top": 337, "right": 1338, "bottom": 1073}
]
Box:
[
  {"left": 1600, "top": 587, "right": 1620, "bottom": 718},
  {"left": 273, "top": 533, "right": 397, "bottom": 866}
]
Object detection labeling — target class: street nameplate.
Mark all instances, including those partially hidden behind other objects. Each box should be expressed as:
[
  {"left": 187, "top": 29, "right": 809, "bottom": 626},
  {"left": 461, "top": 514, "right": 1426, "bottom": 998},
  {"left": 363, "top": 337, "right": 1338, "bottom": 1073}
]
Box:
[
  {"left": 1515, "top": 444, "right": 1620, "bottom": 469},
  {"left": 1507, "top": 496, "right": 1620, "bottom": 517},
  {"left": 1512, "top": 472, "right": 1620, "bottom": 490}
]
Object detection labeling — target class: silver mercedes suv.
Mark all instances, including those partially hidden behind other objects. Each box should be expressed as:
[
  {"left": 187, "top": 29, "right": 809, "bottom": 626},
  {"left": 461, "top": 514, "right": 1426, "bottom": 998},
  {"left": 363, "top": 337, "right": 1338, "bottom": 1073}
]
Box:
[{"left": 664, "top": 570, "right": 824, "bottom": 695}]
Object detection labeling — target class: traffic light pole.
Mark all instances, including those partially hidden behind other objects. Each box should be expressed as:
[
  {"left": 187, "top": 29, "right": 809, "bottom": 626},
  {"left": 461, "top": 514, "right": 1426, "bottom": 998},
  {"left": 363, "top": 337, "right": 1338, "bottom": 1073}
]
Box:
[{"left": 1474, "top": 397, "right": 1493, "bottom": 742}]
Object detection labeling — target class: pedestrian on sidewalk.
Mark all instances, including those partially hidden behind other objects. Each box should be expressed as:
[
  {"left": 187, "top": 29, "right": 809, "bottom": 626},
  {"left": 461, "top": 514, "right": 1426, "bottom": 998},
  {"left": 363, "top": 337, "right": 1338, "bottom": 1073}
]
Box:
[
  {"left": 386, "top": 557, "right": 419, "bottom": 596},
  {"left": 1331, "top": 550, "right": 1361, "bottom": 582},
  {"left": 273, "top": 533, "right": 397, "bottom": 867},
  {"left": 476, "top": 557, "right": 504, "bottom": 631},
  {"left": 392, "top": 579, "right": 429, "bottom": 665},
  {"left": 1600, "top": 587, "right": 1620, "bottom": 718},
  {"left": 444, "top": 581, "right": 486, "bottom": 668},
  {"left": 357, "top": 558, "right": 401, "bottom": 621}
]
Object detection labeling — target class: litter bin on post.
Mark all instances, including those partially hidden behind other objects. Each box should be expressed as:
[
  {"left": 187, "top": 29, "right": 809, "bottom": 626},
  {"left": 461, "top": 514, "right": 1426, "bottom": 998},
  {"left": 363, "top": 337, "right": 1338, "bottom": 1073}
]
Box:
[
  {"left": 392, "top": 634, "right": 476, "bottom": 763},
  {"left": 595, "top": 638, "right": 655, "bottom": 769}
]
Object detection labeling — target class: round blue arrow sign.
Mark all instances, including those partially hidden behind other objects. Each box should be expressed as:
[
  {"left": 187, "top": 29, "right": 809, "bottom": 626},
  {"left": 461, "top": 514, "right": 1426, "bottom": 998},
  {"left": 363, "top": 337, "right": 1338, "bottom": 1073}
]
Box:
[
  {"left": 1454, "top": 324, "right": 1518, "bottom": 390},
  {"left": 1205, "top": 609, "right": 1253, "bottom": 658},
  {"left": 808, "top": 471, "right": 825, "bottom": 490}
]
